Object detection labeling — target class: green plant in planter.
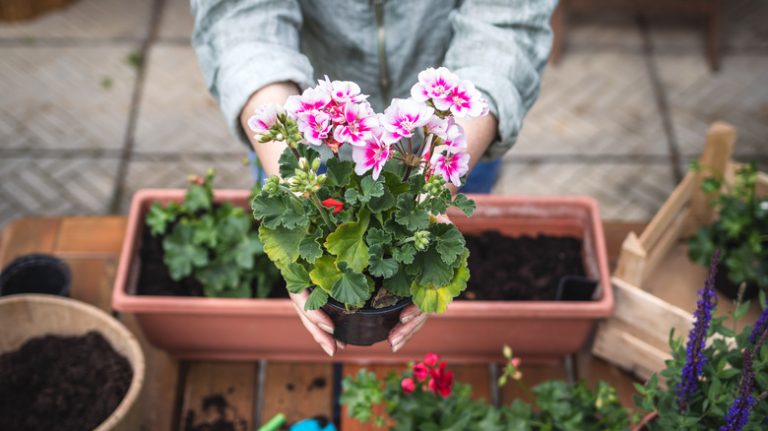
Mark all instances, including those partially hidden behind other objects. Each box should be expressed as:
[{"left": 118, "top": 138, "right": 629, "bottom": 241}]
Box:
[
  {"left": 634, "top": 253, "right": 768, "bottom": 430},
  {"left": 688, "top": 162, "right": 768, "bottom": 297},
  {"left": 145, "top": 170, "right": 280, "bottom": 298},
  {"left": 250, "top": 68, "right": 483, "bottom": 313},
  {"left": 341, "top": 350, "right": 633, "bottom": 431}
]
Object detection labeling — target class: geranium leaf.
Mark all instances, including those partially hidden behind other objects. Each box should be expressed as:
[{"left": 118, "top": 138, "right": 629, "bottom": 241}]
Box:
[
  {"left": 278, "top": 146, "right": 300, "bottom": 179},
  {"left": 304, "top": 288, "right": 329, "bottom": 311},
  {"left": 410, "top": 251, "right": 470, "bottom": 313},
  {"left": 258, "top": 224, "right": 304, "bottom": 267},
  {"left": 163, "top": 224, "right": 209, "bottom": 280},
  {"left": 365, "top": 227, "right": 392, "bottom": 246},
  {"left": 395, "top": 194, "right": 429, "bottom": 231},
  {"left": 146, "top": 203, "right": 176, "bottom": 236},
  {"left": 367, "top": 188, "right": 395, "bottom": 213},
  {"left": 281, "top": 262, "right": 311, "bottom": 294},
  {"left": 413, "top": 244, "right": 454, "bottom": 287},
  {"left": 368, "top": 245, "right": 398, "bottom": 278},
  {"left": 196, "top": 258, "right": 240, "bottom": 292},
  {"left": 309, "top": 256, "right": 342, "bottom": 294},
  {"left": 299, "top": 230, "right": 323, "bottom": 263},
  {"left": 325, "top": 158, "right": 355, "bottom": 187},
  {"left": 431, "top": 223, "right": 466, "bottom": 267},
  {"left": 331, "top": 269, "right": 372, "bottom": 308},
  {"left": 383, "top": 265, "right": 410, "bottom": 297},
  {"left": 232, "top": 233, "right": 263, "bottom": 270},
  {"left": 182, "top": 183, "right": 212, "bottom": 213},
  {"left": 252, "top": 194, "right": 307, "bottom": 230},
  {"left": 452, "top": 194, "right": 476, "bottom": 217},
  {"left": 393, "top": 243, "right": 416, "bottom": 265},
  {"left": 324, "top": 208, "right": 370, "bottom": 273},
  {"left": 191, "top": 214, "right": 218, "bottom": 248}
]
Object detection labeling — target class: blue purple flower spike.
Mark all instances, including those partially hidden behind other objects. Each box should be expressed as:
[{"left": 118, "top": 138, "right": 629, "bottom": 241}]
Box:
[
  {"left": 676, "top": 249, "right": 719, "bottom": 411},
  {"left": 720, "top": 351, "right": 756, "bottom": 431},
  {"left": 748, "top": 303, "right": 768, "bottom": 344}
]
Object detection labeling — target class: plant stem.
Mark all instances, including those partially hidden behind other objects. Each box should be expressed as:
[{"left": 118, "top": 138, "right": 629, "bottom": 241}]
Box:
[{"left": 310, "top": 192, "right": 334, "bottom": 229}]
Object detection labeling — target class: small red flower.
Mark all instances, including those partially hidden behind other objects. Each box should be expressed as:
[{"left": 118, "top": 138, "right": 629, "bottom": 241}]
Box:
[
  {"left": 424, "top": 353, "right": 440, "bottom": 367},
  {"left": 321, "top": 198, "right": 344, "bottom": 215},
  {"left": 401, "top": 377, "right": 416, "bottom": 394},
  {"left": 511, "top": 357, "right": 521, "bottom": 368},
  {"left": 413, "top": 363, "right": 429, "bottom": 381},
  {"left": 427, "top": 362, "right": 453, "bottom": 398}
]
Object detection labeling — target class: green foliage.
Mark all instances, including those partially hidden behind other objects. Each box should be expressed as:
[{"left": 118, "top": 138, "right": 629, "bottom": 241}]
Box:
[
  {"left": 635, "top": 298, "right": 768, "bottom": 430},
  {"left": 145, "top": 170, "right": 279, "bottom": 298},
  {"left": 249, "top": 119, "right": 476, "bottom": 312},
  {"left": 688, "top": 163, "right": 768, "bottom": 289}
]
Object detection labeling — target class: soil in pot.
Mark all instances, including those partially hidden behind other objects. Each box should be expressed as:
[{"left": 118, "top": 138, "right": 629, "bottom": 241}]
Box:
[
  {"left": 136, "top": 227, "right": 288, "bottom": 298},
  {"left": 462, "top": 231, "right": 588, "bottom": 301},
  {"left": 0, "top": 331, "right": 133, "bottom": 431}
]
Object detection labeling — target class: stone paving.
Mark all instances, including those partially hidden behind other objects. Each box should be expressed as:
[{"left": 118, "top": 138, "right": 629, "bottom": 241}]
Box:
[{"left": 1, "top": 0, "right": 766, "bottom": 228}]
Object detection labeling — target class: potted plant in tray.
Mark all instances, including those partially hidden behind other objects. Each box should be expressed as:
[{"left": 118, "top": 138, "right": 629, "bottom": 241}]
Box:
[
  {"left": 688, "top": 162, "right": 768, "bottom": 300},
  {"left": 342, "top": 349, "right": 634, "bottom": 430},
  {"left": 249, "top": 68, "right": 481, "bottom": 345},
  {"left": 633, "top": 251, "right": 768, "bottom": 430}
]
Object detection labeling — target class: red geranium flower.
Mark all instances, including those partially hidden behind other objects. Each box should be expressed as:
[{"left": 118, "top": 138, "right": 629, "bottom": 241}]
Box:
[
  {"left": 427, "top": 362, "right": 453, "bottom": 398},
  {"left": 401, "top": 377, "right": 416, "bottom": 394},
  {"left": 413, "top": 363, "right": 429, "bottom": 381},
  {"left": 424, "top": 353, "right": 440, "bottom": 367},
  {"left": 321, "top": 198, "right": 344, "bottom": 215}
]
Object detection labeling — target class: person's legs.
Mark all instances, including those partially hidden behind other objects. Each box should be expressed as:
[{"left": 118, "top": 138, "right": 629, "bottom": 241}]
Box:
[{"left": 461, "top": 159, "right": 501, "bottom": 194}]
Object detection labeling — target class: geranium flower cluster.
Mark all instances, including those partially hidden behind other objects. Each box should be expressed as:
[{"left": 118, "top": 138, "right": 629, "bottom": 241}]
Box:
[
  {"left": 247, "top": 67, "right": 487, "bottom": 186},
  {"left": 401, "top": 353, "right": 454, "bottom": 398}
]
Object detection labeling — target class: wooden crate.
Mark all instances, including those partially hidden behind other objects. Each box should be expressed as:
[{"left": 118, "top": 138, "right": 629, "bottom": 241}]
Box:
[{"left": 592, "top": 122, "right": 768, "bottom": 380}]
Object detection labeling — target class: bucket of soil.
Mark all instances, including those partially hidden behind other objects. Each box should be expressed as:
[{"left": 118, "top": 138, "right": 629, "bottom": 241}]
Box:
[
  {"left": 322, "top": 296, "right": 411, "bottom": 346},
  {"left": 0, "top": 294, "right": 145, "bottom": 431},
  {"left": 0, "top": 253, "right": 71, "bottom": 297}
]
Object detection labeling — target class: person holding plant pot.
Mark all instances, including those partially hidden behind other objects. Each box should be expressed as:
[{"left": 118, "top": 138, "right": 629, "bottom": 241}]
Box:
[{"left": 191, "top": 0, "right": 555, "bottom": 356}]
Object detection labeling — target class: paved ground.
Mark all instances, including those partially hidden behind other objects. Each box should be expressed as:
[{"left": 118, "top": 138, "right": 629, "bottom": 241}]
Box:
[{"left": 1, "top": 0, "right": 766, "bottom": 228}]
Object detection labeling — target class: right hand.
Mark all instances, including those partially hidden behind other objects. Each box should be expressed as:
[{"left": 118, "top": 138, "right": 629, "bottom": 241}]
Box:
[{"left": 289, "top": 291, "right": 345, "bottom": 357}]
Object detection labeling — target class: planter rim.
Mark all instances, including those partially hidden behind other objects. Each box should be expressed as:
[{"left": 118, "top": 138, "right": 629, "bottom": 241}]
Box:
[
  {"left": 0, "top": 294, "right": 145, "bottom": 431},
  {"left": 113, "top": 189, "right": 613, "bottom": 320}
]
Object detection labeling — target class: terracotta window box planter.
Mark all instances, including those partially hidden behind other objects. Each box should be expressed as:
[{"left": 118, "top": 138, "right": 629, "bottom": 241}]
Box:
[{"left": 113, "top": 191, "right": 613, "bottom": 362}]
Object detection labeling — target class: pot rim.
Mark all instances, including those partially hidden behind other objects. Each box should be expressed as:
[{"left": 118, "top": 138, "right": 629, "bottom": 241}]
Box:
[{"left": 323, "top": 295, "right": 412, "bottom": 315}]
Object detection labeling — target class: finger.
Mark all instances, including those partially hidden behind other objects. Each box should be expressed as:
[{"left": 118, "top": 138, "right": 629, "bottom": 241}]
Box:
[
  {"left": 336, "top": 340, "right": 346, "bottom": 351},
  {"left": 435, "top": 213, "right": 452, "bottom": 224},
  {"left": 399, "top": 304, "right": 423, "bottom": 324},
  {"left": 289, "top": 292, "right": 335, "bottom": 334},
  {"left": 391, "top": 315, "right": 428, "bottom": 352},
  {"left": 294, "top": 303, "right": 337, "bottom": 357},
  {"left": 388, "top": 312, "right": 429, "bottom": 348}
]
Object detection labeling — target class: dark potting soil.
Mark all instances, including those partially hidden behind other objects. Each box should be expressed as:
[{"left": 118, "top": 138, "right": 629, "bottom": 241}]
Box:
[
  {"left": 184, "top": 392, "right": 248, "bottom": 431},
  {"left": 462, "top": 231, "right": 586, "bottom": 301},
  {"left": 137, "top": 226, "right": 287, "bottom": 298},
  {"left": 0, "top": 331, "right": 132, "bottom": 431}
]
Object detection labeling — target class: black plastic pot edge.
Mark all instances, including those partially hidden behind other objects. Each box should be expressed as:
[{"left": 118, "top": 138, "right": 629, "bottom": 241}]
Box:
[
  {"left": 0, "top": 253, "right": 71, "bottom": 297},
  {"left": 555, "top": 275, "right": 599, "bottom": 302},
  {"left": 715, "top": 267, "right": 760, "bottom": 301},
  {"left": 322, "top": 297, "right": 412, "bottom": 346}
]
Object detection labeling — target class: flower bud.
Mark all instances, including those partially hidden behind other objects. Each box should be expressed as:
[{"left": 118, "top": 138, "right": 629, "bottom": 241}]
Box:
[
  {"left": 413, "top": 230, "right": 431, "bottom": 251},
  {"left": 298, "top": 157, "right": 309, "bottom": 170},
  {"left": 275, "top": 133, "right": 284, "bottom": 141},
  {"left": 311, "top": 158, "right": 321, "bottom": 172}
]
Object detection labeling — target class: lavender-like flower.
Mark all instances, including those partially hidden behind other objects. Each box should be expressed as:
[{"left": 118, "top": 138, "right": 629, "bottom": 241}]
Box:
[
  {"left": 748, "top": 303, "right": 768, "bottom": 344},
  {"left": 676, "top": 250, "right": 720, "bottom": 411},
  {"left": 720, "top": 350, "right": 756, "bottom": 431}
]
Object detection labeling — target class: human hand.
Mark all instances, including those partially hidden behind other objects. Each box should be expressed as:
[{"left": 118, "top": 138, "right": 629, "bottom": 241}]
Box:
[{"left": 289, "top": 291, "right": 345, "bottom": 357}]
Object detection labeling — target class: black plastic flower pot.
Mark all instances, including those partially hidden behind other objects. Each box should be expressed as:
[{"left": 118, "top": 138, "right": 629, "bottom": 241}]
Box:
[
  {"left": 555, "top": 275, "right": 599, "bottom": 301},
  {"left": 321, "top": 297, "right": 412, "bottom": 346},
  {"left": 714, "top": 267, "right": 759, "bottom": 301},
  {"left": 0, "top": 254, "right": 71, "bottom": 297}
]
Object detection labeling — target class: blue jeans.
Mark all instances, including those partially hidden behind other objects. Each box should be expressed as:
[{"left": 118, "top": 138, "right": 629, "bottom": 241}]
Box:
[{"left": 248, "top": 152, "right": 500, "bottom": 194}]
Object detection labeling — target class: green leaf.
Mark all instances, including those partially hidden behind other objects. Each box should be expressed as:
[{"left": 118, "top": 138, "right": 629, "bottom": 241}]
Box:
[
  {"left": 299, "top": 230, "right": 323, "bottom": 263},
  {"left": 365, "top": 227, "right": 392, "bottom": 246},
  {"left": 368, "top": 245, "right": 398, "bottom": 278},
  {"left": 325, "top": 157, "right": 354, "bottom": 187},
  {"left": 182, "top": 183, "right": 212, "bottom": 212},
  {"left": 452, "top": 194, "right": 476, "bottom": 217},
  {"left": 383, "top": 265, "right": 410, "bottom": 297},
  {"left": 251, "top": 194, "right": 307, "bottom": 229},
  {"left": 413, "top": 243, "right": 454, "bottom": 287},
  {"left": 733, "top": 300, "right": 751, "bottom": 321},
  {"left": 163, "top": 224, "right": 209, "bottom": 280},
  {"left": 431, "top": 223, "right": 466, "bottom": 266},
  {"left": 304, "top": 288, "right": 329, "bottom": 311},
  {"left": 395, "top": 194, "right": 429, "bottom": 231},
  {"left": 393, "top": 243, "right": 416, "bottom": 265},
  {"left": 367, "top": 188, "right": 396, "bottom": 213},
  {"left": 204, "top": 280, "right": 250, "bottom": 298},
  {"left": 309, "top": 256, "right": 342, "bottom": 294},
  {"left": 331, "top": 269, "right": 371, "bottom": 308},
  {"left": 196, "top": 258, "right": 239, "bottom": 292},
  {"left": 215, "top": 206, "right": 251, "bottom": 244},
  {"left": 281, "top": 262, "right": 311, "bottom": 294},
  {"left": 324, "top": 208, "right": 370, "bottom": 272},
  {"left": 190, "top": 214, "right": 217, "bottom": 247},
  {"left": 345, "top": 175, "right": 385, "bottom": 205},
  {"left": 146, "top": 203, "right": 176, "bottom": 236},
  {"left": 278, "top": 146, "right": 300, "bottom": 179},
  {"left": 411, "top": 251, "right": 470, "bottom": 313},
  {"left": 232, "top": 233, "right": 264, "bottom": 269},
  {"left": 258, "top": 224, "right": 304, "bottom": 267}
]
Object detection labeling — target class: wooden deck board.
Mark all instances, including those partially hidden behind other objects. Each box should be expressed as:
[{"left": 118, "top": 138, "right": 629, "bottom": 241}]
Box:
[
  {"left": 0, "top": 217, "right": 61, "bottom": 266},
  {"left": 260, "top": 362, "right": 335, "bottom": 426}
]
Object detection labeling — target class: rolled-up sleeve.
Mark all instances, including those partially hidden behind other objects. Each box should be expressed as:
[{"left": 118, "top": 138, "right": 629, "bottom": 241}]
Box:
[
  {"left": 444, "top": 0, "right": 556, "bottom": 160},
  {"left": 191, "top": 0, "right": 315, "bottom": 145}
]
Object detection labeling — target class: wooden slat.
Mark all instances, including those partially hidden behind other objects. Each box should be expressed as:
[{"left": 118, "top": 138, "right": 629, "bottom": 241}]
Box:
[
  {"left": 602, "top": 221, "right": 647, "bottom": 271},
  {"left": 260, "top": 362, "right": 334, "bottom": 426},
  {"left": 64, "top": 257, "right": 117, "bottom": 312},
  {"left": 180, "top": 361, "right": 258, "bottom": 431},
  {"left": 54, "top": 216, "right": 126, "bottom": 255},
  {"left": 452, "top": 365, "right": 492, "bottom": 402},
  {"left": 0, "top": 218, "right": 61, "bottom": 267}
]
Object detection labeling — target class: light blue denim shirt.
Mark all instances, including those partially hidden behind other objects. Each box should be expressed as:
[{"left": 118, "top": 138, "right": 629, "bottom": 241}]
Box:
[{"left": 191, "top": 0, "right": 556, "bottom": 161}]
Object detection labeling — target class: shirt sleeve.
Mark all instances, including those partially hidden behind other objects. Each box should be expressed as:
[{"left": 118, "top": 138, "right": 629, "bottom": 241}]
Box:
[
  {"left": 443, "top": 0, "right": 556, "bottom": 160},
  {"left": 191, "top": 0, "right": 315, "bottom": 146}
]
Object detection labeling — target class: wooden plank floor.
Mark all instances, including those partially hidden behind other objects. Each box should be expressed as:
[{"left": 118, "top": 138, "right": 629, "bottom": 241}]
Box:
[{"left": 0, "top": 217, "right": 644, "bottom": 430}]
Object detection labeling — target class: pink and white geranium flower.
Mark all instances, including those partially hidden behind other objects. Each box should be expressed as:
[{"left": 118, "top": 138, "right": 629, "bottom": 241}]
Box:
[
  {"left": 382, "top": 98, "right": 434, "bottom": 145},
  {"left": 333, "top": 102, "right": 379, "bottom": 147},
  {"left": 446, "top": 80, "right": 486, "bottom": 118},
  {"left": 410, "top": 67, "right": 459, "bottom": 111},
  {"left": 319, "top": 77, "right": 368, "bottom": 105},
  {"left": 430, "top": 146, "right": 470, "bottom": 187},
  {"left": 285, "top": 86, "right": 332, "bottom": 120},
  {"left": 352, "top": 129, "right": 391, "bottom": 180},
  {"left": 297, "top": 111, "right": 332, "bottom": 146},
  {"left": 442, "top": 123, "right": 467, "bottom": 150},
  {"left": 247, "top": 104, "right": 280, "bottom": 137}
]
